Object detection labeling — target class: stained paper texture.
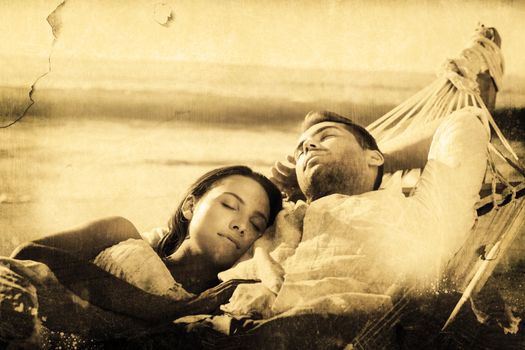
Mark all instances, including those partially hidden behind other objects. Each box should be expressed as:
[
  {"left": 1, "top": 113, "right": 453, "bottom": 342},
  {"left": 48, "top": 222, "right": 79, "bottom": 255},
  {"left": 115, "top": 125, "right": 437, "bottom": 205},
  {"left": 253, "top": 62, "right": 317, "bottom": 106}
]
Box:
[{"left": 0, "top": 0, "right": 524, "bottom": 348}]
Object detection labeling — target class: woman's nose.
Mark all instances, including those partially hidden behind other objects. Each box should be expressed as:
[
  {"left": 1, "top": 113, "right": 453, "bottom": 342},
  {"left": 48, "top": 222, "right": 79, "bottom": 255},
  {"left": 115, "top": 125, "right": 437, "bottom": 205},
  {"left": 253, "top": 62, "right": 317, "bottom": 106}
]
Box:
[{"left": 230, "top": 221, "right": 246, "bottom": 236}]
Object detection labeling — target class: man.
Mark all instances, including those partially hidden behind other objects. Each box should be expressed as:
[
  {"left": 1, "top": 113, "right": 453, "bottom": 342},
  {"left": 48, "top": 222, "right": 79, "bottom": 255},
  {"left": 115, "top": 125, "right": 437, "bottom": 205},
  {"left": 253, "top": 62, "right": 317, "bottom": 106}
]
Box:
[
  {"left": 271, "top": 25, "right": 501, "bottom": 206},
  {"left": 271, "top": 110, "right": 385, "bottom": 203},
  {"left": 221, "top": 105, "right": 490, "bottom": 318},
  {"left": 221, "top": 25, "right": 504, "bottom": 347},
  {"left": 276, "top": 106, "right": 488, "bottom": 302},
  {"left": 217, "top": 94, "right": 497, "bottom": 350}
]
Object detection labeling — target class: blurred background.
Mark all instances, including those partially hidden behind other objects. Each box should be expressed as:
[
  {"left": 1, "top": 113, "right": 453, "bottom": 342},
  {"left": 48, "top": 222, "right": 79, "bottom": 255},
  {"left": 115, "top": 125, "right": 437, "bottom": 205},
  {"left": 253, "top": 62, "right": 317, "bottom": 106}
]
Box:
[{"left": 1, "top": 0, "right": 524, "bottom": 255}]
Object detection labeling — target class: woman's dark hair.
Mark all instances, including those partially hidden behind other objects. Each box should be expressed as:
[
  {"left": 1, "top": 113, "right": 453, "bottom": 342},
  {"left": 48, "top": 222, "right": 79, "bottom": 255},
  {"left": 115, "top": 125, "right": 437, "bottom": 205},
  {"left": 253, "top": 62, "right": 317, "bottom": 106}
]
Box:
[{"left": 156, "top": 165, "right": 283, "bottom": 258}]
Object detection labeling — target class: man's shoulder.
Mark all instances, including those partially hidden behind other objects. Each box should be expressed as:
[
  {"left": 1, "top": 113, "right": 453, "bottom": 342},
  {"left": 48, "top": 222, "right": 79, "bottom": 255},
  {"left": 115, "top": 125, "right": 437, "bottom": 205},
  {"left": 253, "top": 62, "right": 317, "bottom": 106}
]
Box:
[{"left": 309, "top": 188, "right": 404, "bottom": 209}]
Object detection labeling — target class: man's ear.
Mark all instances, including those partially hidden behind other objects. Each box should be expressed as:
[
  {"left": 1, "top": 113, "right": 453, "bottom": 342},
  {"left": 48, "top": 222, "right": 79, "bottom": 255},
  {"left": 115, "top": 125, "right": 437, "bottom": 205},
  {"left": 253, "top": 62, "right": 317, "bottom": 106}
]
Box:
[
  {"left": 366, "top": 149, "right": 385, "bottom": 167},
  {"left": 181, "top": 195, "right": 196, "bottom": 220}
]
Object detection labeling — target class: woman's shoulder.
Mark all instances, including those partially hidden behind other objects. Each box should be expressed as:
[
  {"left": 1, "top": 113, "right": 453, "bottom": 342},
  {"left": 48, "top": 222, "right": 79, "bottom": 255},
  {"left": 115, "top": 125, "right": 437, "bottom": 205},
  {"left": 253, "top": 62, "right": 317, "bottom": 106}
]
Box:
[
  {"left": 94, "top": 238, "right": 194, "bottom": 300},
  {"left": 140, "top": 227, "right": 169, "bottom": 248}
]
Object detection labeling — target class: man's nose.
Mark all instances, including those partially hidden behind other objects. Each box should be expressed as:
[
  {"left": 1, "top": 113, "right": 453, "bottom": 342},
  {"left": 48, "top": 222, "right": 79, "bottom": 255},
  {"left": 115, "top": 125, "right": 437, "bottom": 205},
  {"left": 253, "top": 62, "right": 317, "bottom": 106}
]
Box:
[{"left": 303, "top": 138, "right": 318, "bottom": 154}]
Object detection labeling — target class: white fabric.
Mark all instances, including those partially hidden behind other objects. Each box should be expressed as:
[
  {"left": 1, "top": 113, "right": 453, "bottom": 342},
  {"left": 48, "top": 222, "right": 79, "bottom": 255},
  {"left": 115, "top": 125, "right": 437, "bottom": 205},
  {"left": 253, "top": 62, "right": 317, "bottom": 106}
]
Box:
[
  {"left": 222, "top": 107, "right": 489, "bottom": 317},
  {"left": 140, "top": 227, "right": 168, "bottom": 248},
  {"left": 93, "top": 238, "right": 194, "bottom": 300}
]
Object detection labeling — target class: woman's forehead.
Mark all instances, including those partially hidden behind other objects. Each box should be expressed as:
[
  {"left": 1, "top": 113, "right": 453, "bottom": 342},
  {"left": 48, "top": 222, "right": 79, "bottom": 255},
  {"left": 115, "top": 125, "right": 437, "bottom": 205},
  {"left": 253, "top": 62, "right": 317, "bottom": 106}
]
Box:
[
  {"left": 211, "top": 175, "right": 259, "bottom": 190},
  {"left": 209, "top": 176, "right": 268, "bottom": 202},
  {"left": 208, "top": 176, "right": 270, "bottom": 219}
]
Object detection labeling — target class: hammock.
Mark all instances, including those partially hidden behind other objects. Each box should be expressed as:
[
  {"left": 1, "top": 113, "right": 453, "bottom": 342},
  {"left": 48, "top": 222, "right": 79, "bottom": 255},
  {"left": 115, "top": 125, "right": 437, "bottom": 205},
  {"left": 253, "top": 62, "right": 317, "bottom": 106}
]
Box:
[
  {"left": 350, "top": 25, "right": 525, "bottom": 349},
  {"left": 211, "top": 26, "right": 525, "bottom": 349},
  {"left": 131, "top": 25, "right": 524, "bottom": 349}
]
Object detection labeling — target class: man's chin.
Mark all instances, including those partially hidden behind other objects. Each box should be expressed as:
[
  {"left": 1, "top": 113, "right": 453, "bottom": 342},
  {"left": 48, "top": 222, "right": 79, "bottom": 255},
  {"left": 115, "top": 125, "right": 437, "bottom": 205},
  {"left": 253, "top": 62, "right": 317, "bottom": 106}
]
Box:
[
  {"left": 302, "top": 164, "right": 328, "bottom": 199},
  {"left": 304, "top": 162, "right": 322, "bottom": 176}
]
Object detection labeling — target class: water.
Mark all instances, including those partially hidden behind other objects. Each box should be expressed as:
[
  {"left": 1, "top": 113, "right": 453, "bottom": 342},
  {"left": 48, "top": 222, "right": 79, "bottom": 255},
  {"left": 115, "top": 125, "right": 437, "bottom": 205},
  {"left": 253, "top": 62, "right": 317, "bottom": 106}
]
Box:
[
  {"left": 1, "top": 106, "right": 523, "bottom": 257},
  {"left": 0, "top": 115, "right": 297, "bottom": 255}
]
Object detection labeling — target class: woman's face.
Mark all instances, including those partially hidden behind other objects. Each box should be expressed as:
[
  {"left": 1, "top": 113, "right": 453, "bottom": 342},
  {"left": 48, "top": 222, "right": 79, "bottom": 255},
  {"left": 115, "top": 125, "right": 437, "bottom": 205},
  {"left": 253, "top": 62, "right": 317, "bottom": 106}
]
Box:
[{"left": 186, "top": 175, "right": 271, "bottom": 269}]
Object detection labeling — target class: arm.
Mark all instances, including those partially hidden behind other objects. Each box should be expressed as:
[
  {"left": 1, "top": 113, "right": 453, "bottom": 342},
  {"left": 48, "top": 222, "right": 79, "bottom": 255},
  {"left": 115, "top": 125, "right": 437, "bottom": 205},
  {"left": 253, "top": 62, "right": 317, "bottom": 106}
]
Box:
[
  {"left": 380, "top": 119, "right": 443, "bottom": 173},
  {"left": 11, "top": 242, "right": 253, "bottom": 323},
  {"left": 381, "top": 28, "right": 498, "bottom": 174},
  {"left": 411, "top": 108, "right": 489, "bottom": 248},
  {"left": 11, "top": 216, "right": 142, "bottom": 261}
]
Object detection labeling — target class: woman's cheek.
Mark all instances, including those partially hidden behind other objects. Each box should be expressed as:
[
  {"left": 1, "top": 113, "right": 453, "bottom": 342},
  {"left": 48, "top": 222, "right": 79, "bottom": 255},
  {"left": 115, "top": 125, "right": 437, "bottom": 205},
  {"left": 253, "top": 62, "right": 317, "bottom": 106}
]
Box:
[{"left": 242, "top": 236, "right": 256, "bottom": 252}]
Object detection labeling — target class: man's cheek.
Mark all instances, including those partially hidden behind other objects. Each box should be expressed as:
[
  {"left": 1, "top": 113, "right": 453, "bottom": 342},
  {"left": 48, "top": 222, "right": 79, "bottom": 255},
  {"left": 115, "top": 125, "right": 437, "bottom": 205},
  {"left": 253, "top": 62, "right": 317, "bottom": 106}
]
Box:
[{"left": 295, "top": 164, "right": 304, "bottom": 181}]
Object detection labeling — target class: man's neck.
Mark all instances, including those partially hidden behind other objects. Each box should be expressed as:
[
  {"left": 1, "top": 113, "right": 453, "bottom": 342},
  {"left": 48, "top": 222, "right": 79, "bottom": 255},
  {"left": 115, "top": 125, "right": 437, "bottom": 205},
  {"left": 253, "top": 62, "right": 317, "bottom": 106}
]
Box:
[{"left": 306, "top": 179, "right": 376, "bottom": 202}]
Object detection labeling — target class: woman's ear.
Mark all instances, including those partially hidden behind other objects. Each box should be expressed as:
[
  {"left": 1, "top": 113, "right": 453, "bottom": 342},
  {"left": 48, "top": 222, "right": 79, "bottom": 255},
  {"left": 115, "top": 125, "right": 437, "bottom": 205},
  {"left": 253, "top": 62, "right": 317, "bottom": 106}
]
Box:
[
  {"left": 366, "top": 149, "right": 385, "bottom": 167},
  {"left": 181, "top": 195, "right": 196, "bottom": 220}
]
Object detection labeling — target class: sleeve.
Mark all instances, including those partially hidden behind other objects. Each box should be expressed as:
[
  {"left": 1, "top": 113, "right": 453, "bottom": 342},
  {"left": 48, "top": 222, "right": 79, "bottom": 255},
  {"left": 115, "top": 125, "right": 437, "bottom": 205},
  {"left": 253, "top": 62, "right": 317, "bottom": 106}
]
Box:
[
  {"left": 93, "top": 239, "right": 194, "bottom": 299},
  {"left": 410, "top": 107, "right": 490, "bottom": 253},
  {"left": 140, "top": 227, "right": 168, "bottom": 248}
]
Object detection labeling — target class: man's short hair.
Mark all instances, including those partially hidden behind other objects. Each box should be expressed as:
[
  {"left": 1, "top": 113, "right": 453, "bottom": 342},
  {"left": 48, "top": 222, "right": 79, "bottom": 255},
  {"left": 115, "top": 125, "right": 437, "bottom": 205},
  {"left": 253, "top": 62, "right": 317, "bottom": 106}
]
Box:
[{"left": 302, "top": 110, "right": 384, "bottom": 190}]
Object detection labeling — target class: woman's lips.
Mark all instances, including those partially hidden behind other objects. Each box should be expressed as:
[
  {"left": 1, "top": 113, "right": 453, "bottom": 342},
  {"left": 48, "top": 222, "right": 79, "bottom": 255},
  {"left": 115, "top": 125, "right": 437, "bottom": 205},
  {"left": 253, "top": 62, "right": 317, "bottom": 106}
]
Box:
[{"left": 217, "top": 232, "right": 240, "bottom": 249}]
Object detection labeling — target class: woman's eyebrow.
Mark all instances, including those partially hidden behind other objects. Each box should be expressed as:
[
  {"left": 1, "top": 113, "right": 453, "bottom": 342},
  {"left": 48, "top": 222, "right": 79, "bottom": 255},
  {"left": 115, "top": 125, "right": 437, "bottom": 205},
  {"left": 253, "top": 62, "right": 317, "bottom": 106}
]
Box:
[
  {"left": 223, "top": 192, "right": 269, "bottom": 223},
  {"left": 223, "top": 192, "right": 244, "bottom": 204}
]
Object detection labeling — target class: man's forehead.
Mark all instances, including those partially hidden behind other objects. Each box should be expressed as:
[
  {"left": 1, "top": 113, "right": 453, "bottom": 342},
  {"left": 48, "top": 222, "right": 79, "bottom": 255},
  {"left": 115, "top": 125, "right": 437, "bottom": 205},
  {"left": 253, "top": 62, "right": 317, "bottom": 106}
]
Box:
[{"left": 297, "top": 121, "right": 350, "bottom": 143}]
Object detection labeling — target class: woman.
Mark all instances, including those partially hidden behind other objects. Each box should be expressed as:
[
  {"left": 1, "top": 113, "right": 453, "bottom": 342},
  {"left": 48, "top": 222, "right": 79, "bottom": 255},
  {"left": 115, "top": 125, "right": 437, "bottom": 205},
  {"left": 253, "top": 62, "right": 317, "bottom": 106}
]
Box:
[{"left": 2, "top": 165, "right": 282, "bottom": 345}]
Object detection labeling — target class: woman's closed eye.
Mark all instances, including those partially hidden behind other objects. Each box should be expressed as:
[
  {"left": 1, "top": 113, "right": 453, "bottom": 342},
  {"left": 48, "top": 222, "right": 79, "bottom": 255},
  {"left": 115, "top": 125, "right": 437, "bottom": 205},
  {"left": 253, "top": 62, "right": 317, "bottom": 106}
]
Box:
[
  {"left": 250, "top": 221, "right": 262, "bottom": 233},
  {"left": 250, "top": 218, "right": 266, "bottom": 234},
  {"left": 221, "top": 201, "right": 238, "bottom": 210}
]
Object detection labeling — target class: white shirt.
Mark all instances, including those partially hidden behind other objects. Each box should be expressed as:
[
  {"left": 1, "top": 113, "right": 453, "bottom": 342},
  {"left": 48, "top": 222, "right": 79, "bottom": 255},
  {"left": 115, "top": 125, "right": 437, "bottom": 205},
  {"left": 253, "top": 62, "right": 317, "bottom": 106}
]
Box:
[{"left": 224, "top": 107, "right": 489, "bottom": 317}]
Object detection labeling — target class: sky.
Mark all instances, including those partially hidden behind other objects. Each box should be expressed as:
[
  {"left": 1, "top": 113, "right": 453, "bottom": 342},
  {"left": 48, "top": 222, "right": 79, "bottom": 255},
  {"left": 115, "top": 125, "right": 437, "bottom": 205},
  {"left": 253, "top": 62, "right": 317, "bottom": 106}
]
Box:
[
  {"left": 1, "top": 0, "right": 524, "bottom": 246},
  {"left": 1, "top": 0, "right": 524, "bottom": 90}
]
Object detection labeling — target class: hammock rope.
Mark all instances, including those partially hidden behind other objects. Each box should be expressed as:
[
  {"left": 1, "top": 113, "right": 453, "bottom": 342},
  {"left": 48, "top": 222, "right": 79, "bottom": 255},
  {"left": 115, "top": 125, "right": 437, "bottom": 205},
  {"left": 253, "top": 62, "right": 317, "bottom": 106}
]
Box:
[
  {"left": 441, "top": 194, "right": 525, "bottom": 332},
  {"left": 367, "top": 25, "right": 524, "bottom": 200},
  {"left": 207, "top": 25, "right": 523, "bottom": 350},
  {"left": 352, "top": 24, "right": 525, "bottom": 345}
]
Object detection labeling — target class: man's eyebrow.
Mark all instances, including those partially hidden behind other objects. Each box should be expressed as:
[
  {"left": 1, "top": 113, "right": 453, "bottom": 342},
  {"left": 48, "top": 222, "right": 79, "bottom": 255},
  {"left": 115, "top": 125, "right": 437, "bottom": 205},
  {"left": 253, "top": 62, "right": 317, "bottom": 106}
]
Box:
[
  {"left": 295, "top": 125, "right": 342, "bottom": 153},
  {"left": 223, "top": 192, "right": 269, "bottom": 223}
]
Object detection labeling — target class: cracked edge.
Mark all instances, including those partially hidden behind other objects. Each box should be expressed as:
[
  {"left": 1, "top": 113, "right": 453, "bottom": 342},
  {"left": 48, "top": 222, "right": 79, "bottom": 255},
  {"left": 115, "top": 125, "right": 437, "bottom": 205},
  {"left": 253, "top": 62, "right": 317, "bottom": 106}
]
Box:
[{"left": 0, "top": 0, "right": 66, "bottom": 129}]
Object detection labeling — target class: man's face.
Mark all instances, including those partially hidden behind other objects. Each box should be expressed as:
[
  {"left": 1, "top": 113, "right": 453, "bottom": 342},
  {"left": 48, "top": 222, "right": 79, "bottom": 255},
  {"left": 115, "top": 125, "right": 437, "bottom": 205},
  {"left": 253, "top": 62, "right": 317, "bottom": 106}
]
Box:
[{"left": 294, "top": 121, "right": 371, "bottom": 201}]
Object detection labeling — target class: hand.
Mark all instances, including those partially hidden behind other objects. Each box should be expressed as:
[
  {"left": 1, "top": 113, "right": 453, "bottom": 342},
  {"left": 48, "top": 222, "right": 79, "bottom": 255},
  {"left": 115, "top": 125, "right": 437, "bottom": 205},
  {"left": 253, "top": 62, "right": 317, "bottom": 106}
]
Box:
[
  {"left": 184, "top": 279, "right": 259, "bottom": 315},
  {"left": 270, "top": 155, "right": 304, "bottom": 202}
]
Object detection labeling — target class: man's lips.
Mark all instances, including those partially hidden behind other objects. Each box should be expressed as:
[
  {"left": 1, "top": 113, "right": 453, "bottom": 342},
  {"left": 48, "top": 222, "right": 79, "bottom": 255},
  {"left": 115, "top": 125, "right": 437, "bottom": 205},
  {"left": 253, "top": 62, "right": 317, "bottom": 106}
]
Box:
[
  {"left": 217, "top": 232, "right": 240, "bottom": 249},
  {"left": 304, "top": 153, "right": 324, "bottom": 171}
]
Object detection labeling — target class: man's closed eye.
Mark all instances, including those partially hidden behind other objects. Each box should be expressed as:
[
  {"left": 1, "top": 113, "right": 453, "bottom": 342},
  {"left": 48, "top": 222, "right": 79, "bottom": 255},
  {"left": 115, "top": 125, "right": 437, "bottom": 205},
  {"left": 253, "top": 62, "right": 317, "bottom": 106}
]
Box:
[{"left": 320, "top": 134, "right": 336, "bottom": 142}]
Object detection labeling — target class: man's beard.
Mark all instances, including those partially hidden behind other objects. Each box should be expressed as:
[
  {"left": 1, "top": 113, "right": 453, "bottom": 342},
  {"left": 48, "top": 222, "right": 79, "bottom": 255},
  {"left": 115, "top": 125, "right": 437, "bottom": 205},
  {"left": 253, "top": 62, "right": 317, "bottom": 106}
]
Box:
[{"left": 303, "top": 165, "right": 359, "bottom": 202}]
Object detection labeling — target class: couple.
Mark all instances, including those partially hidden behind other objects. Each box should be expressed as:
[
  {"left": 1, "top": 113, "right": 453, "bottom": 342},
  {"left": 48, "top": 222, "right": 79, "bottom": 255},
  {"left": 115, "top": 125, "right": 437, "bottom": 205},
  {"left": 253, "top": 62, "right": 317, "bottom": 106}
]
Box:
[
  {"left": 2, "top": 26, "right": 499, "bottom": 345},
  {"left": 2, "top": 104, "right": 489, "bottom": 345},
  {"left": 219, "top": 107, "right": 489, "bottom": 320}
]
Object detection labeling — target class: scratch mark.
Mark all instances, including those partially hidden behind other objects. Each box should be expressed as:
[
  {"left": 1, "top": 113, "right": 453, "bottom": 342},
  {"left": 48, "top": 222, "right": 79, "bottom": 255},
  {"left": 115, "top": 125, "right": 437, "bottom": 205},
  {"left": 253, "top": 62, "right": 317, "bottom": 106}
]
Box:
[
  {"left": 153, "top": 3, "right": 174, "bottom": 27},
  {"left": 0, "top": 1, "right": 66, "bottom": 128}
]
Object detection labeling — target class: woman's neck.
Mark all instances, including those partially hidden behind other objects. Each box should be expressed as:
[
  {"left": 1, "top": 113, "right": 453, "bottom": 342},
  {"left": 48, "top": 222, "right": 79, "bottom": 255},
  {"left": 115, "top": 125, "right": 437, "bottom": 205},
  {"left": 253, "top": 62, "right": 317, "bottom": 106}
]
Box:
[{"left": 164, "top": 242, "right": 220, "bottom": 294}]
